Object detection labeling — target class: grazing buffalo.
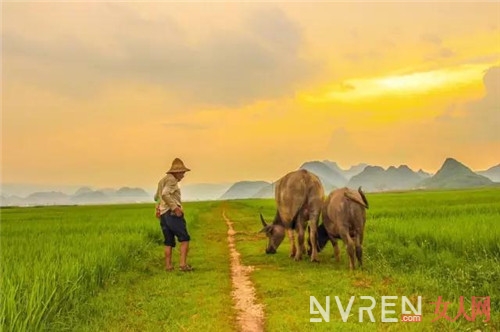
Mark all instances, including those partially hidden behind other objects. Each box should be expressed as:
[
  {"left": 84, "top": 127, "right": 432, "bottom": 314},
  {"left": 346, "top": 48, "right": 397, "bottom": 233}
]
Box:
[
  {"left": 316, "top": 187, "right": 369, "bottom": 270},
  {"left": 259, "top": 169, "right": 324, "bottom": 262}
]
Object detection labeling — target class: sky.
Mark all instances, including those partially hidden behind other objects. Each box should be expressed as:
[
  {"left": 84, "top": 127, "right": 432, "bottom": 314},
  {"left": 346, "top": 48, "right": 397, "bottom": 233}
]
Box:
[{"left": 2, "top": 1, "right": 500, "bottom": 190}]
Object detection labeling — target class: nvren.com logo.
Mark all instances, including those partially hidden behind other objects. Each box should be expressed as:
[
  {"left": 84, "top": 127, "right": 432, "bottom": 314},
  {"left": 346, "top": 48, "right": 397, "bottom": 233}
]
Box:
[{"left": 310, "top": 296, "right": 490, "bottom": 323}]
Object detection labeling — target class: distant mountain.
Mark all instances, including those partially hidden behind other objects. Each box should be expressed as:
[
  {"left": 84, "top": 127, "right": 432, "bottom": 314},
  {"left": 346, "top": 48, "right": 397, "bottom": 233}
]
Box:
[
  {"left": 2, "top": 158, "right": 497, "bottom": 207},
  {"left": 1, "top": 183, "right": 83, "bottom": 197},
  {"left": 0, "top": 187, "right": 152, "bottom": 206},
  {"left": 348, "top": 165, "right": 422, "bottom": 191},
  {"left": 343, "top": 163, "right": 369, "bottom": 180},
  {"left": 72, "top": 191, "right": 111, "bottom": 204},
  {"left": 477, "top": 164, "right": 500, "bottom": 182},
  {"left": 182, "top": 183, "right": 232, "bottom": 201},
  {"left": 25, "top": 191, "right": 72, "bottom": 205},
  {"left": 114, "top": 187, "right": 149, "bottom": 197},
  {"left": 252, "top": 182, "right": 276, "bottom": 199},
  {"left": 0, "top": 195, "right": 25, "bottom": 206},
  {"left": 74, "top": 187, "right": 94, "bottom": 196},
  {"left": 111, "top": 187, "right": 151, "bottom": 203},
  {"left": 300, "top": 161, "right": 347, "bottom": 192},
  {"left": 220, "top": 181, "right": 271, "bottom": 200},
  {"left": 321, "top": 161, "right": 367, "bottom": 180},
  {"left": 322, "top": 161, "right": 345, "bottom": 175},
  {"left": 420, "top": 158, "right": 494, "bottom": 189},
  {"left": 417, "top": 169, "right": 432, "bottom": 178}
]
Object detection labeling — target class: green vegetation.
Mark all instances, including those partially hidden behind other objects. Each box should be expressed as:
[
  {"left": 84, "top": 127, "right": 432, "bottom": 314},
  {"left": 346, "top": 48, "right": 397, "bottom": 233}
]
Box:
[
  {"left": 1, "top": 188, "right": 499, "bottom": 331},
  {"left": 0, "top": 202, "right": 235, "bottom": 331},
  {"left": 228, "top": 188, "right": 500, "bottom": 331}
]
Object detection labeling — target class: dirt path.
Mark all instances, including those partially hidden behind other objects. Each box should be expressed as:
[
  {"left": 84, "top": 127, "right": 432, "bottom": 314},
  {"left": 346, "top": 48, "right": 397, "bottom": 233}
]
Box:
[{"left": 223, "top": 211, "right": 265, "bottom": 332}]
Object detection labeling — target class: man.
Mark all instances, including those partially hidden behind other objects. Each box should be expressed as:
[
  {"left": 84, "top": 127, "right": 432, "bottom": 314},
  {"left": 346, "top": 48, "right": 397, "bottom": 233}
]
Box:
[{"left": 155, "top": 158, "right": 193, "bottom": 272}]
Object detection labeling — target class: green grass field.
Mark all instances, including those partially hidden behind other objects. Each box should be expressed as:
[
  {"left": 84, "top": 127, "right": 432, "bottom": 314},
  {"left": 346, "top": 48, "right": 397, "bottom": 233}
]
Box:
[{"left": 1, "top": 188, "right": 499, "bottom": 331}]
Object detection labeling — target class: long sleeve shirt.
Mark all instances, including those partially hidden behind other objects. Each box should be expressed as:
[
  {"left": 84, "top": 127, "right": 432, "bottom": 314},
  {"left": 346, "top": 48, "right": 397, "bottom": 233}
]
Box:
[
  {"left": 157, "top": 173, "right": 182, "bottom": 215},
  {"left": 154, "top": 175, "right": 168, "bottom": 202}
]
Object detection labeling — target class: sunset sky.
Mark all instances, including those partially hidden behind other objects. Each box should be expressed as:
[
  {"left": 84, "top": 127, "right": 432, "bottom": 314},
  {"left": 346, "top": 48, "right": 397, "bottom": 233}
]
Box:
[{"left": 2, "top": 2, "right": 500, "bottom": 190}]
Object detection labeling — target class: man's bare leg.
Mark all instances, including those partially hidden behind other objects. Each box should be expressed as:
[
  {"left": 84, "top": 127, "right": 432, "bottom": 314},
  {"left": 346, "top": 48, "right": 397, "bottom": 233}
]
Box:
[
  {"left": 165, "top": 246, "right": 173, "bottom": 270},
  {"left": 180, "top": 241, "right": 189, "bottom": 267}
]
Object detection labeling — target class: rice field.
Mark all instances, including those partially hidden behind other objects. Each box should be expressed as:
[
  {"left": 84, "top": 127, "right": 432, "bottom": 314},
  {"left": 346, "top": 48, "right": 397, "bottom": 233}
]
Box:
[
  {"left": 0, "top": 204, "right": 159, "bottom": 331},
  {"left": 1, "top": 188, "right": 499, "bottom": 331}
]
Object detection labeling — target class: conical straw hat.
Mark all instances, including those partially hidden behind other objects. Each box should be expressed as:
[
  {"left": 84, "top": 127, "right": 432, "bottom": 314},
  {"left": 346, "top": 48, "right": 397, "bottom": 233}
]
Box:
[{"left": 167, "top": 158, "right": 191, "bottom": 173}]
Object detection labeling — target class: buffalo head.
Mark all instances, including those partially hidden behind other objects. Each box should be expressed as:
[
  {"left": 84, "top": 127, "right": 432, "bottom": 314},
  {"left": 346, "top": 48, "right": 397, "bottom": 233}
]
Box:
[
  {"left": 306, "top": 223, "right": 330, "bottom": 255},
  {"left": 259, "top": 213, "right": 285, "bottom": 254}
]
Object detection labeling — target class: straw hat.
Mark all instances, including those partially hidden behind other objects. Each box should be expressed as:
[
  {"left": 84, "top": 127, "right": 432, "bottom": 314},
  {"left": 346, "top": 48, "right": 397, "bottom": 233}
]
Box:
[{"left": 167, "top": 158, "right": 191, "bottom": 174}]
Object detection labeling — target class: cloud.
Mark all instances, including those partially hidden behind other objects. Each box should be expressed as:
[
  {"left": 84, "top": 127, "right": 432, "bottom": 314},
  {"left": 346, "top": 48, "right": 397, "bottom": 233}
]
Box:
[
  {"left": 420, "top": 66, "right": 499, "bottom": 145},
  {"left": 461, "top": 66, "right": 500, "bottom": 142},
  {"left": 162, "top": 122, "right": 208, "bottom": 130},
  {"left": 3, "top": 4, "right": 320, "bottom": 107},
  {"left": 438, "top": 48, "right": 456, "bottom": 58},
  {"left": 342, "top": 50, "right": 381, "bottom": 63},
  {"left": 423, "top": 47, "right": 456, "bottom": 62},
  {"left": 420, "top": 33, "right": 442, "bottom": 45},
  {"left": 419, "top": 32, "right": 459, "bottom": 62}
]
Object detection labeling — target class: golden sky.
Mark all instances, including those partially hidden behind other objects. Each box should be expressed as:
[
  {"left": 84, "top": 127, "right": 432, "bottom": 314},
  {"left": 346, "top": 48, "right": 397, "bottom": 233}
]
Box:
[{"left": 2, "top": 2, "right": 500, "bottom": 188}]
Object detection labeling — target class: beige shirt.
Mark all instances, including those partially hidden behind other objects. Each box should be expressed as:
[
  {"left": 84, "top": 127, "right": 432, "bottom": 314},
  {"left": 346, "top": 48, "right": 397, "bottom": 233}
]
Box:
[
  {"left": 156, "top": 173, "right": 182, "bottom": 215},
  {"left": 154, "top": 175, "right": 168, "bottom": 202}
]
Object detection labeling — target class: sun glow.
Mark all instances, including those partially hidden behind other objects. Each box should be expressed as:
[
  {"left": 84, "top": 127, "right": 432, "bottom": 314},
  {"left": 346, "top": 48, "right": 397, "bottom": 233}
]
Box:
[{"left": 302, "top": 63, "right": 493, "bottom": 104}]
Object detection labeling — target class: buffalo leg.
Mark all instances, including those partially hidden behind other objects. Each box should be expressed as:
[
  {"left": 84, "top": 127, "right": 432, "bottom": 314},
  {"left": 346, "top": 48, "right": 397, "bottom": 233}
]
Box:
[
  {"left": 308, "top": 214, "right": 320, "bottom": 262},
  {"left": 355, "top": 235, "right": 363, "bottom": 268},
  {"left": 294, "top": 221, "right": 305, "bottom": 261},
  {"left": 340, "top": 232, "right": 356, "bottom": 270},
  {"left": 287, "top": 229, "right": 296, "bottom": 258},
  {"left": 328, "top": 236, "right": 340, "bottom": 263}
]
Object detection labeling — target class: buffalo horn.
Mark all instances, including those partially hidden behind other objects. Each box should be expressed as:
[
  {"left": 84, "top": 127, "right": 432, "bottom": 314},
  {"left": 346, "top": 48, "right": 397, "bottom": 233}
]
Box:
[{"left": 260, "top": 213, "right": 268, "bottom": 227}]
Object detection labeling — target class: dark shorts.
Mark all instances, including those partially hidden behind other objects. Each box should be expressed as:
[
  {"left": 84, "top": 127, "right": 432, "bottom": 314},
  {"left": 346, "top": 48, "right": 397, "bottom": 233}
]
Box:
[{"left": 159, "top": 213, "right": 191, "bottom": 247}]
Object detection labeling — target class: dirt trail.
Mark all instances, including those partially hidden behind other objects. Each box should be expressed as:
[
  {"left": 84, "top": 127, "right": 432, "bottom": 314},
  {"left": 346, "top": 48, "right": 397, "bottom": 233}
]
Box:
[{"left": 223, "top": 211, "right": 265, "bottom": 332}]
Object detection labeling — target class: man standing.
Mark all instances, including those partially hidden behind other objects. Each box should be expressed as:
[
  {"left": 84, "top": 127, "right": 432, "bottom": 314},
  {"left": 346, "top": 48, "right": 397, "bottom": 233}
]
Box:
[{"left": 155, "top": 158, "right": 193, "bottom": 272}]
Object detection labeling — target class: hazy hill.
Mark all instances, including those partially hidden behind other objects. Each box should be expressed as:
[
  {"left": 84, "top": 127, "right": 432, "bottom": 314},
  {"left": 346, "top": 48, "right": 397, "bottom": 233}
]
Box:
[
  {"left": 420, "top": 158, "right": 494, "bottom": 189},
  {"left": 74, "top": 187, "right": 93, "bottom": 196},
  {"left": 347, "top": 166, "right": 385, "bottom": 191},
  {"left": 477, "top": 164, "right": 500, "bottom": 182},
  {"left": 299, "top": 161, "right": 347, "bottom": 191},
  {"left": 343, "top": 163, "right": 369, "bottom": 180},
  {"left": 1, "top": 187, "right": 152, "bottom": 206},
  {"left": 321, "top": 161, "right": 344, "bottom": 175},
  {"left": 347, "top": 165, "right": 422, "bottom": 191},
  {"left": 182, "top": 183, "right": 232, "bottom": 201},
  {"left": 252, "top": 182, "right": 276, "bottom": 199},
  {"left": 322, "top": 161, "right": 367, "bottom": 180},
  {"left": 386, "top": 165, "right": 423, "bottom": 188},
  {"left": 25, "top": 191, "right": 71, "bottom": 205},
  {"left": 417, "top": 169, "right": 432, "bottom": 178},
  {"left": 2, "top": 158, "right": 497, "bottom": 206},
  {"left": 0, "top": 195, "right": 25, "bottom": 206},
  {"left": 114, "top": 187, "right": 149, "bottom": 197},
  {"left": 220, "top": 181, "right": 271, "bottom": 200},
  {"left": 72, "top": 191, "right": 111, "bottom": 204}
]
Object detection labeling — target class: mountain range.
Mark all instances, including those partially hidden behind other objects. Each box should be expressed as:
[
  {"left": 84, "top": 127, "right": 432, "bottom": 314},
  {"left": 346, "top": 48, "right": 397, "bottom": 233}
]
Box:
[
  {"left": 477, "top": 164, "right": 500, "bottom": 182},
  {"left": 215, "top": 158, "right": 498, "bottom": 200},
  {"left": 1, "top": 187, "right": 151, "bottom": 207},
  {"left": 1, "top": 158, "right": 498, "bottom": 206}
]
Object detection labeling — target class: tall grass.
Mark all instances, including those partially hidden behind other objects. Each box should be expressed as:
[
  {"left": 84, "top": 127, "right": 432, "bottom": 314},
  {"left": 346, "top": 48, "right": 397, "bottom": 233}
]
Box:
[
  {"left": 228, "top": 188, "right": 500, "bottom": 331},
  {"left": 1, "top": 189, "right": 498, "bottom": 331},
  {"left": 364, "top": 189, "right": 500, "bottom": 321},
  {"left": 0, "top": 204, "right": 158, "bottom": 331}
]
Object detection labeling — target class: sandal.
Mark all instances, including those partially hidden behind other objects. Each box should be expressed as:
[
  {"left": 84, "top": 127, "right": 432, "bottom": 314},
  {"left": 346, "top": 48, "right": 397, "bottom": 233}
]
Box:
[
  {"left": 179, "top": 265, "right": 193, "bottom": 272},
  {"left": 166, "top": 266, "right": 174, "bottom": 272}
]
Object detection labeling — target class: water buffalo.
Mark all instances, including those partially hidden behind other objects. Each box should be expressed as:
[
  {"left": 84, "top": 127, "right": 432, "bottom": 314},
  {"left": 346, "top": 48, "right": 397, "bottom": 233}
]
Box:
[
  {"left": 316, "top": 187, "right": 369, "bottom": 270},
  {"left": 259, "top": 169, "right": 324, "bottom": 262}
]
